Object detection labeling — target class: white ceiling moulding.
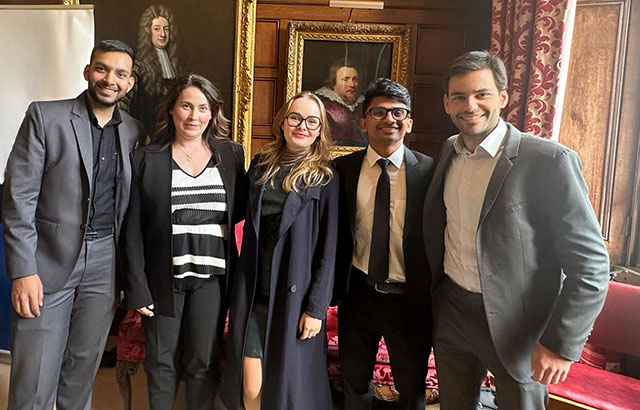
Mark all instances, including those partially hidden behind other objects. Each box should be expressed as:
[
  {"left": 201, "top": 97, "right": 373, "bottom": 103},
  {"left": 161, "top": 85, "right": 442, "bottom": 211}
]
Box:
[{"left": 329, "top": 0, "right": 384, "bottom": 9}]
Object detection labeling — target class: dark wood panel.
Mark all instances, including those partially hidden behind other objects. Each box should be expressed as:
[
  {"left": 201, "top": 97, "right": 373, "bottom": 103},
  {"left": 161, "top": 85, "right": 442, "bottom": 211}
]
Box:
[
  {"left": 251, "top": 136, "right": 275, "bottom": 157},
  {"left": 253, "top": 0, "right": 492, "bottom": 159},
  {"left": 252, "top": 124, "right": 273, "bottom": 136},
  {"left": 255, "top": 19, "right": 279, "bottom": 68},
  {"left": 255, "top": 67, "right": 279, "bottom": 78},
  {"left": 0, "top": 0, "right": 63, "bottom": 3},
  {"left": 415, "top": 26, "right": 467, "bottom": 75},
  {"left": 257, "top": 4, "right": 485, "bottom": 26},
  {"left": 404, "top": 137, "right": 444, "bottom": 159},
  {"left": 258, "top": 0, "right": 479, "bottom": 8},
  {"left": 252, "top": 78, "right": 277, "bottom": 126},
  {"left": 411, "top": 84, "right": 456, "bottom": 134},
  {"left": 558, "top": 2, "right": 621, "bottom": 242}
]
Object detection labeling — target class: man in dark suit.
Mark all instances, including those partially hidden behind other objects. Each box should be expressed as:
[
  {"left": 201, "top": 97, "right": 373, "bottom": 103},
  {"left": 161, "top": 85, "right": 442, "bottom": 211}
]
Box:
[
  {"left": 2, "top": 39, "right": 143, "bottom": 410},
  {"left": 423, "top": 51, "right": 610, "bottom": 409},
  {"left": 334, "top": 78, "right": 434, "bottom": 410}
]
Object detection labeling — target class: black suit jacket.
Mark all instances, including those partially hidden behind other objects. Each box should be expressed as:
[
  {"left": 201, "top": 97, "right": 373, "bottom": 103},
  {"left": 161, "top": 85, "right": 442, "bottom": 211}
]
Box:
[
  {"left": 334, "top": 146, "right": 435, "bottom": 311},
  {"left": 120, "top": 138, "right": 247, "bottom": 317}
]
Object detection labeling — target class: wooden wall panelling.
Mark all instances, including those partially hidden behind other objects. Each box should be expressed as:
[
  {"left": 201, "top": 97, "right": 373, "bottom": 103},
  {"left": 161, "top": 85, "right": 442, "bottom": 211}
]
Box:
[
  {"left": 251, "top": 18, "right": 280, "bottom": 157},
  {"left": 253, "top": 1, "right": 491, "bottom": 157},
  {"left": 558, "top": 0, "right": 640, "bottom": 263},
  {"left": 255, "top": 19, "right": 280, "bottom": 68},
  {"left": 251, "top": 78, "right": 277, "bottom": 155},
  {"left": 408, "top": 24, "right": 470, "bottom": 156}
]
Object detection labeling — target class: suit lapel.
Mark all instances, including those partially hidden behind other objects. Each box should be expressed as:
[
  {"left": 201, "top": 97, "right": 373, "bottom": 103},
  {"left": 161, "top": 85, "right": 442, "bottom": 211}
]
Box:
[
  {"left": 211, "top": 140, "right": 235, "bottom": 218},
  {"left": 114, "top": 118, "right": 138, "bottom": 231},
  {"left": 248, "top": 167, "right": 265, "bottom": 237},
  {"left": 403, "top": 147, "right": 419, "bottom": 245},
  {"left": 70, "top": 94, "right": 93, "bottom": 193},
  {"left": 477, "top": 124, "right": 521, "bottom": 227},
  {"left": 425, "top": 139, "right": 455, "bottom": 209},
  {"left": 343, "top": 150, "right": 366, "bottom": 237}
]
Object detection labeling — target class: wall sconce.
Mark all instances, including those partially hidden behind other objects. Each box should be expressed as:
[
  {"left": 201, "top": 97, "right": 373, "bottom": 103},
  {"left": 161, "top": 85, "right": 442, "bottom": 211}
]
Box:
[{"left": 329, "top": 0, "right": 384, "bottom": 9}]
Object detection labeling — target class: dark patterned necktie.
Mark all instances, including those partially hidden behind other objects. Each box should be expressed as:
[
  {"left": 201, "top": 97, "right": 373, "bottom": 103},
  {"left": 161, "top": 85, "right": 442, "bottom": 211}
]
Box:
[{"left": 368, "top": 158, "right": 390, "bottom": 284}]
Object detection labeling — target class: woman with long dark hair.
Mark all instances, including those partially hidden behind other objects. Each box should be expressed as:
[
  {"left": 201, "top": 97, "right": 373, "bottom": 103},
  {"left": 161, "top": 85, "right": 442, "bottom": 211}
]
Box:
[
  {"left": 121, "top": 73, "right": 246, "bottom": 410},
  {"left": 223, "top": 91, "right": 338, "bottom": 410}
]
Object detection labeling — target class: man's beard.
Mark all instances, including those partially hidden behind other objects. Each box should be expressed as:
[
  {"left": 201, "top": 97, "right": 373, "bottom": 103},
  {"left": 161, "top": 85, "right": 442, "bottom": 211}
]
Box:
[
  {"left": 342, "top": 89, "right": 357, "bottom": 104},
  {"left": 87, "top": 82, "right": 124, "bottom": 107}
]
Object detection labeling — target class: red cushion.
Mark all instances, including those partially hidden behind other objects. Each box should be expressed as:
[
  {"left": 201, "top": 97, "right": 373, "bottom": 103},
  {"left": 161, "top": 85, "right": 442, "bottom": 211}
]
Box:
[
  {"left": 589, "top": 281, "right": 640, "bottom": 357},
  {"left": 548, "top": 362, "right": 640, "bottom": 410}
]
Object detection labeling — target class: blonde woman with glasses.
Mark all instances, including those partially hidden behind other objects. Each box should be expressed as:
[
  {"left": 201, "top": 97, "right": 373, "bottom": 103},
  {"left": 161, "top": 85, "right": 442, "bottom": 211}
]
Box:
[{"left": 223, "top": 91, "right": 339, "bottom": 410}]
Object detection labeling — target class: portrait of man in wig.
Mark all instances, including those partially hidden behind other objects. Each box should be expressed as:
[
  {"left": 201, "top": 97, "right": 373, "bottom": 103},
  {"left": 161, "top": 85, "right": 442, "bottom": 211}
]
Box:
[{"left": 121, "top": 4, "right": 181, "bottom": 138}]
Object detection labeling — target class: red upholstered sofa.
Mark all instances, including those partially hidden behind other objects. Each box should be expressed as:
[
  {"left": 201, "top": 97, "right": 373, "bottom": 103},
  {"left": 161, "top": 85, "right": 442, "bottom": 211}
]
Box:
[{"left": 548, "top": 280, "right": 640, "bottom": 410}]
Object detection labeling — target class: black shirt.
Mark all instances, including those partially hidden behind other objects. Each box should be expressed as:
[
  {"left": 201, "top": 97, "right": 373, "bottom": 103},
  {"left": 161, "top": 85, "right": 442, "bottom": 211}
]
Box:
[{"left": 87, "top": 102, "right": 121, "bottom": 231}]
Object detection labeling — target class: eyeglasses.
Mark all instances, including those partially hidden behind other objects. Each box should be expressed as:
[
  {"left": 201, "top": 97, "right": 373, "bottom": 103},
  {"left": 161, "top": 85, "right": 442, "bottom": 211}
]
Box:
[
  {"left": 365, "top": 107, "right": 411, "bottom": 121},
  {"left": 285, "top": 113, "right": 322, "bottom": 131}
]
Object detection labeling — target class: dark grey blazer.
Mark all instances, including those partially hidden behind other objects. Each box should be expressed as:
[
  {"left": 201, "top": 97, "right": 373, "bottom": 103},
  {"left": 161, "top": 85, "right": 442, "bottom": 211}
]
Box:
[
  {"left": 334, "top": 146, "right": 435, "bottom": 308},
  {"left": 423, "top": 123, "right": 610, "bottom": 382},
  {"left": 2, "top": 92, "right": 143, "bottom": 292}
]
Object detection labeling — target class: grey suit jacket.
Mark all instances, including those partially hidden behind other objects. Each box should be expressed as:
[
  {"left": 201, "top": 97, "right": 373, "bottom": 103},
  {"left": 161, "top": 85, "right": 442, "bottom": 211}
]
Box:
[
  {"left": 2, "top": 92, "right": 143, "bottom": 292},
  {"left": 423, "top": 123, "right": 610, "bottom": 382}
]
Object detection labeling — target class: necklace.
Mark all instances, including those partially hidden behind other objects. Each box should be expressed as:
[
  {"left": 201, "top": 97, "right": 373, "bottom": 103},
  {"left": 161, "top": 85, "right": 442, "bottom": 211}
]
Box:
[{"left": 175, "top": 144, "right": 195, "bottom": 162}]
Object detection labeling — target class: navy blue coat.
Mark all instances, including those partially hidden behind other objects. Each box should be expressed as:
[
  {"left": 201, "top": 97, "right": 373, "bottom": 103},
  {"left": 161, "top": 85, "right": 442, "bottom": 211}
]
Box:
[{"left": 223, "top": 159, "right": 339, "bottom": 410}]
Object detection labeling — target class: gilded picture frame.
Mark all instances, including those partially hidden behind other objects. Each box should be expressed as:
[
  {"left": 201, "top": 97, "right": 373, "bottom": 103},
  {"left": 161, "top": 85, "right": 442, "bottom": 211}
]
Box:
[
  {"left": 69, "top": 0, "right": 256, "bottom": 167},
  {"left": 286, "top": 21, "right": 411, "bottom": 156}
]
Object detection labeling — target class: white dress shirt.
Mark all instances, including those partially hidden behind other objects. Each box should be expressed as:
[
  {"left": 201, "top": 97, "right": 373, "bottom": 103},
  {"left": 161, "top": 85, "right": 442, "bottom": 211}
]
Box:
[
  {"left": 352, "top": 145, "right": 407, "bottom": 283},
  {"left": 443, "top": 119, "right": 507, "bottom": 293}
]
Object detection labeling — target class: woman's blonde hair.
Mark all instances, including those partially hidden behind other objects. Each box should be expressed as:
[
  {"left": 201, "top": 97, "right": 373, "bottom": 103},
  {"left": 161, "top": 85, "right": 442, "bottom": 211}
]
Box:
[{"left": 256, "top": 91, "right": 334, "bottom": 192}]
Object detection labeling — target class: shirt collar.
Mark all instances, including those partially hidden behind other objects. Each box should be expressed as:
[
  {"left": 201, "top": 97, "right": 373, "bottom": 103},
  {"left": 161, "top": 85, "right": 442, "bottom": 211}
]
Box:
[
  {"left": 453, "top": 118, "right": 507, "bottom": 158},
  {"left": 365, "top": 144, "right": 404, "bottom": 169},
  {"left": 86, "top": 95, "right": 123, "bottom": 127}
]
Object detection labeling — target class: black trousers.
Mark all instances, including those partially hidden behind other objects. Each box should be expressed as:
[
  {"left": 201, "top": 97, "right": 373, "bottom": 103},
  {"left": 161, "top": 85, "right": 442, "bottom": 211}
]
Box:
[
  {"left": 142, "top": 278, "right": 222, "bottom": 410},
  {"left": 338, "top": 269, "right": 430, "bottom": 410},
  {"left": 433, "top": 277, "right": 548, "bottom": 410}
]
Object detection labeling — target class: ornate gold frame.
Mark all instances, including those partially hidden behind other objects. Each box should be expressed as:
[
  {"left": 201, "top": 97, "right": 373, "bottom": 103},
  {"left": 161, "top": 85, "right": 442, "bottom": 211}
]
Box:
[
  {"left": 286, "top": 21, "right": 411, "bottom": 156},
  {"left": 232, "top": 0, "right": 257, "bottom": 168},
  {"left": 68, "top": 0, "right": 256, "bottom": 168}
]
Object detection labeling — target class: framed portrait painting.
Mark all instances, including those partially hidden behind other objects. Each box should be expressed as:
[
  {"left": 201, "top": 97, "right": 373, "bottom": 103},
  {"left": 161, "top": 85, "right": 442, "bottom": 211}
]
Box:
[
  {"left": 287, "top": 21, "right": 411, "bottom": 154},
  {"left": 78, "top": 0, "right": 256, "bottom": 160}
]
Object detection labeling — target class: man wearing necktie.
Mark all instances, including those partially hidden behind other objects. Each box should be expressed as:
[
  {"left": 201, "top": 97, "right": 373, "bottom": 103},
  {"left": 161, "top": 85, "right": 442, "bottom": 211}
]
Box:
[{"left": 334, "top": 78, "right": 435, "bottom": 410}]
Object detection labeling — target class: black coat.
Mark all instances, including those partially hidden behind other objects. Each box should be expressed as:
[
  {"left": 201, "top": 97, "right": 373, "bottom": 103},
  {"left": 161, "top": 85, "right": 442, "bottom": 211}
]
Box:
[
  {"left": 222, "top": 159, "right": 339, "bottom": 410},
  {"left": 120, "top": 138, "right": 247, "bottom": 317}
]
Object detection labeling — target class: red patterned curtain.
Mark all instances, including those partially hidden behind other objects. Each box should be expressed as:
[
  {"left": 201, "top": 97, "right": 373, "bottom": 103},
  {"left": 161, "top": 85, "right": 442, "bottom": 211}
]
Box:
[{"left": 491, "top": 0, "right": 572, "bottom": 139}]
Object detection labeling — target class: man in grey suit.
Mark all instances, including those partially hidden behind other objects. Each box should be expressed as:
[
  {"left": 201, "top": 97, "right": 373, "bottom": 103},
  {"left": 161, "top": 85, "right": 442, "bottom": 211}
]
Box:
[
  {"left": 423, "top": 51, "right": 610, "bottom": 409},
  {"left": 2, "top": 39, "right": 143, "bottom": 410}
]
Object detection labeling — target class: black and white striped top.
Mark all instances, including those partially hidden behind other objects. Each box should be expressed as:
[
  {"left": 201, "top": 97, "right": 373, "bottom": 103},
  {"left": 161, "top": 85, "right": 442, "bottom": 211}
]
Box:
[{"left": 171, "top": 158, "right": 228, "bottom": 279}]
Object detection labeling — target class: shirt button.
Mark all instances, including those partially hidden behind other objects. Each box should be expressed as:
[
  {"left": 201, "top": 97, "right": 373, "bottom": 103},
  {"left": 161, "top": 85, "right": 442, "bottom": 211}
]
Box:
[
  {"left": 290, "top": 285, "right": 297, "bottom": 293},
  {"left": 101, "top": 156, "right": 105, "bottom": 161}
]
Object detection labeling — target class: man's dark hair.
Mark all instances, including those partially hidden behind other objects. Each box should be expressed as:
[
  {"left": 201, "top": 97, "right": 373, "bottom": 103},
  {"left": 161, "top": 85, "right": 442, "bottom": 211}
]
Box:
[
  {"left": 324, "top": 59, "right": 358, "bottom": 88},
  {"left": 443, "top": 50, "right": 508, "bottom": 94},
  {"left": 89, "top": 40, "right": 135, "bottom": 66},
  {"left": 361, "top": 78, "right": 411, "bottom": 115}
]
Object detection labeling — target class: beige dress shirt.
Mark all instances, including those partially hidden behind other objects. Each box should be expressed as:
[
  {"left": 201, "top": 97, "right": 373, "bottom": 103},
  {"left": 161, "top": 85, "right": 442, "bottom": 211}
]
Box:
[
  {"left": 443, "top": 119, "right": 507, "bottom": 293},
  {"left": 352, "top": 145, "right": 407, "bottom": 283}
]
